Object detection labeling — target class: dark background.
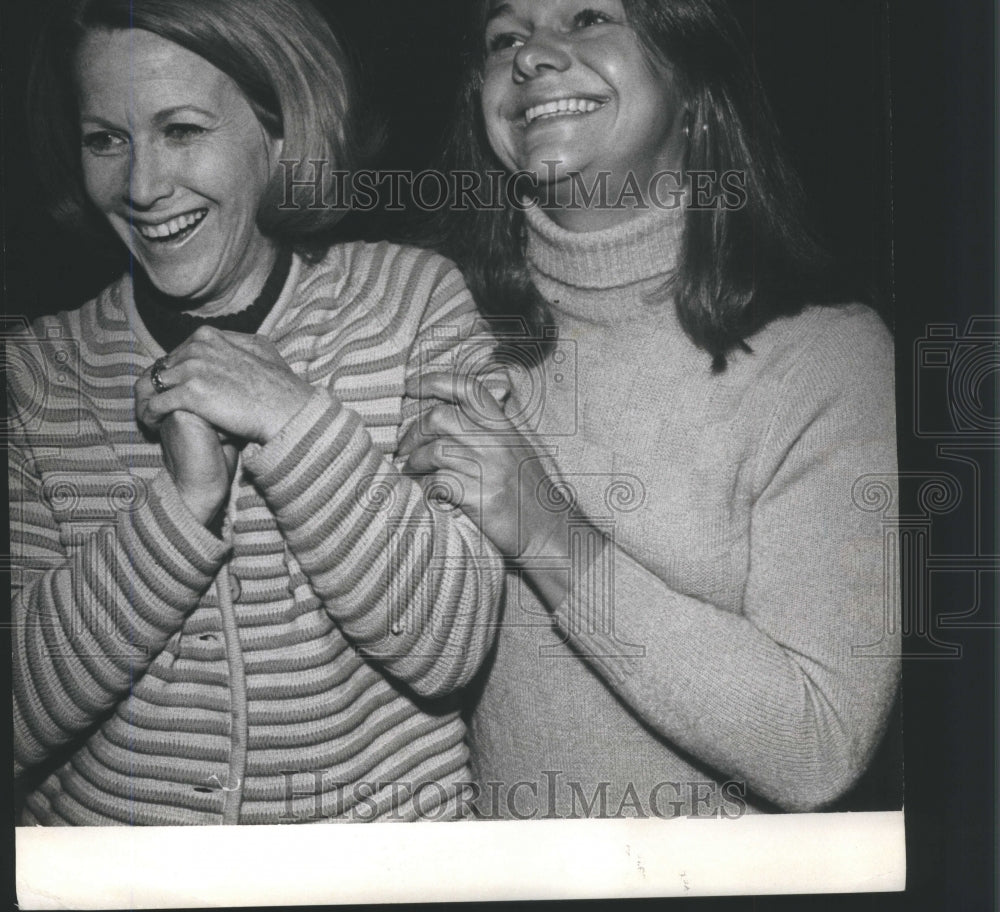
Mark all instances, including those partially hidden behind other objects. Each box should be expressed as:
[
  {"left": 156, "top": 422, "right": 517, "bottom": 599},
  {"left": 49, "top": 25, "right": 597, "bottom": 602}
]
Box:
[
  {"left": 4, "top": 0, "right": 893, "bottom": 320},
  {"left": 1, "top": 2, "right": 997, "bottom": 910}
]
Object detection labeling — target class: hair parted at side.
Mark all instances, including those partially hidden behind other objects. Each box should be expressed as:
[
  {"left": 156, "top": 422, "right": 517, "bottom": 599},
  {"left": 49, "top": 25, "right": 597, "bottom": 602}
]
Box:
[
  {"left": 28, "top": 0, "right": 360, "bottom": 259},
  {"left": 430, "top": 0, "right": 852, "bottom": 371}
]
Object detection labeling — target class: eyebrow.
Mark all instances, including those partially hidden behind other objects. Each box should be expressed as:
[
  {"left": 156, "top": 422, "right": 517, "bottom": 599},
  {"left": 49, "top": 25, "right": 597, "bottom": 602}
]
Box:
[
  {"left": 485, "top": 2, "right": 513, "bottom": 24},
  {"left": 79, "top": 105, "right": 216, "bottom": 128},
  {"left": 78, "top": 114, "right": 119, "bottom": 128},
  {"left": 152, "top": 105, "right": 216, "bottom": 124}
]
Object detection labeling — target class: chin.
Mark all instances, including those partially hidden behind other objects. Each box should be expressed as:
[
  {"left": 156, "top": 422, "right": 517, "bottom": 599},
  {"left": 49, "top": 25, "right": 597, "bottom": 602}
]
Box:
[
  {"left": 518, "top": 145, "right": 585, "bottom": 176},
  {"left": 525, "top": 159, "right": 587, "bottom": 190},
  {"left": 141, "top": 268, "right": 205, "bottom": 302}
]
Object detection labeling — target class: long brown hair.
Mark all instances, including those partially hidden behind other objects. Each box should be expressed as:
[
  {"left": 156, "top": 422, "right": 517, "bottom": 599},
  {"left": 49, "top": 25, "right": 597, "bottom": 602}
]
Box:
[{"left": 430, "top": 0, "right": 847, "bottom": 370}]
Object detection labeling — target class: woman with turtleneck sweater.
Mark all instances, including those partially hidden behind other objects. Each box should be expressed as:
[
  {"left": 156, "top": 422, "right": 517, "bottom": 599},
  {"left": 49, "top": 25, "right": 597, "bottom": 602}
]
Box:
[{"left": 405, "top": 0, "right": 900, "bottom": 817}]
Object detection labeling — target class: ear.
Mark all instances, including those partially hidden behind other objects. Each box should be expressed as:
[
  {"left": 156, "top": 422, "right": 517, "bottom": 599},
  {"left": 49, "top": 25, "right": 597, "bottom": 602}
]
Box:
[{"left": 267, "top": 135, "right": 285, "bottom": 174}]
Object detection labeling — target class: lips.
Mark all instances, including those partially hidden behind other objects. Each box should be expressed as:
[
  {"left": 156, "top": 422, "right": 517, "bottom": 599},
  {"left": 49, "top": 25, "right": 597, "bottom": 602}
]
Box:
[
  {"left": 523, "top": 97, "right": 607, "bottom": 126},
  {"left": 133, "top": 209, "right": 208, "bottom": 243}
]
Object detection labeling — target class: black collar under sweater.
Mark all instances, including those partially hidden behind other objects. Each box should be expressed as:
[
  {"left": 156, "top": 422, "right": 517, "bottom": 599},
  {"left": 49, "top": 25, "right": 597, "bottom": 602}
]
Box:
[{"left": 133, "top": 247, "right": 292, "bottom": 354}]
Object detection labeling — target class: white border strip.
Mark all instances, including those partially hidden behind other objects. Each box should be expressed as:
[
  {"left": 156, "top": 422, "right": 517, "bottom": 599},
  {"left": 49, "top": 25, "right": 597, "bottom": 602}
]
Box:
[{"left": 17, "top": 811, "right": 905, "bottom": 907}]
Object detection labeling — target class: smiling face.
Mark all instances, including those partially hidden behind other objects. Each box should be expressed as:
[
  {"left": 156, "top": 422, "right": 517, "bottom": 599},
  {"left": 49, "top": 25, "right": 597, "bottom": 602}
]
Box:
[
  {"left": 75, "top": 28, "right": 283, "bottom": 314},
  {"left": 482, "top": 0, "right": 688, "bottom": 229}
]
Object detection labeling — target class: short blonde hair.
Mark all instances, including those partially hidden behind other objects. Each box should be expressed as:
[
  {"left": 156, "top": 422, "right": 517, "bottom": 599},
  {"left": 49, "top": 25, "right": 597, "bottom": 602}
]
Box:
[{"left": 30, "top": 0, "right": 358, "bottom": 256}]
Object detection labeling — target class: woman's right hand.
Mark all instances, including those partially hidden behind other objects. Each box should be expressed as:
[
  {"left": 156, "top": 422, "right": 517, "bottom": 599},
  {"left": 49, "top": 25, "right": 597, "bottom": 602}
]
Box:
[{"left": 159, "top": 411, "right": 239, "bottom": 528}]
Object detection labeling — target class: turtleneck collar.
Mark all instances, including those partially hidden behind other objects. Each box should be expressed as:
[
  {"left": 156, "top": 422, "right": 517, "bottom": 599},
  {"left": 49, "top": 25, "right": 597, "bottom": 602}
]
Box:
[{"left": 525, "top": 200, "right": 684, "bottom": 293}]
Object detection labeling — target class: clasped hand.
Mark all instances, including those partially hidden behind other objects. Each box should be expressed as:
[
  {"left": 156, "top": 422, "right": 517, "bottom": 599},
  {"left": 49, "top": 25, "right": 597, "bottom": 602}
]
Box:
[
  {"left": 397, "top": 371, "right": 568, "bottom": 564},
  {"left": 135, "top": 327, "right": 314, "bottom": 526}
]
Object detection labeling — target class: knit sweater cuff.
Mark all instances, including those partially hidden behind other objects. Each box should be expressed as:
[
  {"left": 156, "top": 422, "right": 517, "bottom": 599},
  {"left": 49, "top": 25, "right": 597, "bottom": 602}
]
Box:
[
  {"left": 242, "top": 390, "right": 343, "bottom": 485},
  {"left": 243, "top": 391, "right": 376, "bottom": 530},
  {"left": 139, "top": 471, "right": 231, "bottom": 597},
  {"left": 549, "top": 556, "right": 647, "bottom": 684}
]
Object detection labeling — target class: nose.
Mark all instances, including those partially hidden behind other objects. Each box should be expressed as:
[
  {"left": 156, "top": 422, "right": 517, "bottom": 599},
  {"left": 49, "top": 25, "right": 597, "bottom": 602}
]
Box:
[
  {"left": 126, "top": 142, "right": 173, "bottom": 210},
  {"left": 512, "top": 31, "right": 572, "bottom": 82}
]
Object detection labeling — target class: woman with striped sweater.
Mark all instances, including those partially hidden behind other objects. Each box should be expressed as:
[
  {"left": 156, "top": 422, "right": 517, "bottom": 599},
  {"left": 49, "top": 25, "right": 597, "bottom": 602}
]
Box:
[{"left": 9, "top": 0, "right": 503, "bottom": 825}]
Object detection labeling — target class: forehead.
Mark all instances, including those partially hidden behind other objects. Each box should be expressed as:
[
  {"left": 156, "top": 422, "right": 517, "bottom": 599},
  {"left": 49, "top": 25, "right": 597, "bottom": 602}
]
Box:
[
  {"left": 486, "top": 0, "right": 628, "bottom": 22},
  {"left": 74, "top": 28, "right": 236, "bottom": 111}
]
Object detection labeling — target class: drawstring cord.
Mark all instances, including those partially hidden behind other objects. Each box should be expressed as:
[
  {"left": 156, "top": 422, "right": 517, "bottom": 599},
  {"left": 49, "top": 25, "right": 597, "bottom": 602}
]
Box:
[{"left": 214, "top": 456, "right": 249, "bottom": 825}]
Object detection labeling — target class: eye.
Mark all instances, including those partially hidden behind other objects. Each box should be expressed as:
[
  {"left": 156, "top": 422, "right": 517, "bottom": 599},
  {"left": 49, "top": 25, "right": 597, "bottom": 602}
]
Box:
[
  {"left": 573, "top": 8, "right": 615, "bottom": 27},
  {"left": 487, "top": 31, "right": 525, "bottom": 53},
  {"left": 164, "top": 123, "right": 207, "bottom": 143},
  {"left": 81, "top": 131, "right": 128, "bottom": 156}
]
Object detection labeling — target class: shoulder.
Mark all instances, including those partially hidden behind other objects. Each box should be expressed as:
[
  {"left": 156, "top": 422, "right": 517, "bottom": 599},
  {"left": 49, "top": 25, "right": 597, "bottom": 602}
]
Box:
[
  {"left": 290, "top": 241, "right": 476, "bottom": 328},
  {"left": 6, "top": 277, "right": 132, "bottom": 432},
  {"left": 27, "top": 275, "right": 130, "bottom": 335},
  {"left": 304, "top": 240, "right": 467, "bottom": 294},
  {"left": 9, "top": 276, "right": 130, "bottom": 372},
  {"left": 745, "top": 303, "right": 894, "bottom": 399},
  {"left": 796, "top": 302, "right": 893, "bottom": 368},
  {"left": 745, "top": 304, "right": 896, "bottom": 477}
]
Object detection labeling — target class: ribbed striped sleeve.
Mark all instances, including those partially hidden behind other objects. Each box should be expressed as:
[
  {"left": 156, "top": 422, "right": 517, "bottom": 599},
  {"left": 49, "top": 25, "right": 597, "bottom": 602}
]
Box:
[
  {"left": 8, "top": 332, "right": 229, "bottom": 775},
  {"left": 244, "top": 251, "right": 505, "bottom": 698}
]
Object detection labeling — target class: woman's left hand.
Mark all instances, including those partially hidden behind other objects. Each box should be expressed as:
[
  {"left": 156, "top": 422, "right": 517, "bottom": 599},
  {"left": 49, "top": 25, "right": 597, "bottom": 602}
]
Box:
[
  {"left": 398, "top": 371, "right": 568, "bottom": 564},
  {"left": 135, "top": 327, "right": 315, "bottom": 445}
]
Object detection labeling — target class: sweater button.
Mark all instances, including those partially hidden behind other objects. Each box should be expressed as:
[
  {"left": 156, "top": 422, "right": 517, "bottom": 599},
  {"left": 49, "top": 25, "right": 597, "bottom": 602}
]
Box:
[{"left": 228, "top": 573, "right": 242, "bottom": 602}]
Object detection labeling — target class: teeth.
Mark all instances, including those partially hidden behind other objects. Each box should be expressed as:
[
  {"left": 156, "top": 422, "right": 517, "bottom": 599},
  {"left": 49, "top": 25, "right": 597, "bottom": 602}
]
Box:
[
  {"left": 136, "top": 209, "right": 207, "bottom": 240},
  {"left": 525, "top": 98, "right": 603, "bottom": 125}
]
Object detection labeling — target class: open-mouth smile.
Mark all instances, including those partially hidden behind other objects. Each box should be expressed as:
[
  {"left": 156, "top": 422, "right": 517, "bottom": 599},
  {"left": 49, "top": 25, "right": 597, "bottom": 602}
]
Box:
[
  {"left": 133, "top": 208, "right": 208, "bottom": 244},
  {"left": 523, "top": 97, "right": 607, "bottom": 126}
]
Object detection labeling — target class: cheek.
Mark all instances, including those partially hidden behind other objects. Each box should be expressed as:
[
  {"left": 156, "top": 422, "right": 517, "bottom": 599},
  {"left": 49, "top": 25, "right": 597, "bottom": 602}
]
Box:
[
  {"left": 638, "top": 63, "right": 685, "bottom": 125},
  {"left": 480, "top": 74, "right": 508, "bottom": 129},
  {"left": 212, "top": 153, "right": 271, "bottom": 244},
  {"left": 80, "top": 158, "right": 123, "bottom": 211},
  {"left": 482, "top": 114, "right": 507, "bottom": 157},
  {"left": 229, "top": 144, "right": 275, "bottom": 207},
  {"left": 481, "top": 99, "right": 518, "bottom": 169},
  {"left": 186, "top": 149, "right": 257, "bottom": 216}
]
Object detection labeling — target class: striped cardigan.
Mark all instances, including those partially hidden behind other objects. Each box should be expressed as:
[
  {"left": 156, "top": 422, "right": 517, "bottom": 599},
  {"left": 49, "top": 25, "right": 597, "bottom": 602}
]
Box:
[{"left": 9, "top": 242, "right": 504, "bottom": 825}]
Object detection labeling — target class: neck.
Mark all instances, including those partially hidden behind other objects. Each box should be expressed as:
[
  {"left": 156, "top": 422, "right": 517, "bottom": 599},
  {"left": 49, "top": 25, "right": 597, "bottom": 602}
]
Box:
[
  {"left": 542, "top": 198, "right": 653, "bottom": 233},
  {"left": 181, "top": 240, "right": 280, "bottom": 318},
  {"left": 133, "top": 245, "right": 293, "bottom": 354},
  {"left": 538, "top": 170, "right": 689, "bottom": 233}
]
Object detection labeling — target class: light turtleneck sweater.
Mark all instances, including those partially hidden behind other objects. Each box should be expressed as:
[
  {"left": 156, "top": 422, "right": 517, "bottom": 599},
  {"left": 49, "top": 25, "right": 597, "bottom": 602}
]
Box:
[{"left": 466, "top": 202, "right": 900, "bottom": 817}]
